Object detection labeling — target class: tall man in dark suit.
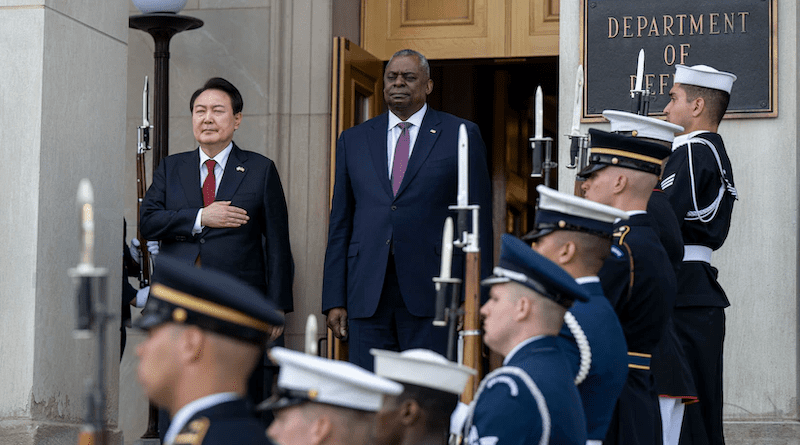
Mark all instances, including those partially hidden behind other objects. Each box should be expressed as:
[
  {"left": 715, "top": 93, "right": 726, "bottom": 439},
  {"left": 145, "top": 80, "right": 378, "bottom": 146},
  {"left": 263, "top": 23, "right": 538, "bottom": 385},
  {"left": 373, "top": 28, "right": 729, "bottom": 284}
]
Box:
[
  {"left": 140, "top": 77, "right": 293, "bottom": 419},
  {"left": 322, "top": 49, "right": 492, "bottom": 370}
]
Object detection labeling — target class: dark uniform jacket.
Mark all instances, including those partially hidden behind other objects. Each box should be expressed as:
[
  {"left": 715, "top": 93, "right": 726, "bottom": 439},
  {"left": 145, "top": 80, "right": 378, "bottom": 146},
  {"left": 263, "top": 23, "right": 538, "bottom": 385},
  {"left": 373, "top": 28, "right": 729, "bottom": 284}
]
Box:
[
  {"left": 557, "top": 279, "right": 628, "bottom": 440},
  {"left": 660, "top": 131, "right": 737, "bottom": 445},
  {"left": 466, "top": 336, "right": 587, "bottom": 445},
  {"left": 647, "top": 189, "right": 697, "bottom": 401},
  {"left": 599, "top": 212, "right": 676, "bottom": 445},
  {"left": 172, "top": 398, "right": 274, "bottom": 445},
  {"left": 660, "top": 131, "right": 737, "bottom": 308}
]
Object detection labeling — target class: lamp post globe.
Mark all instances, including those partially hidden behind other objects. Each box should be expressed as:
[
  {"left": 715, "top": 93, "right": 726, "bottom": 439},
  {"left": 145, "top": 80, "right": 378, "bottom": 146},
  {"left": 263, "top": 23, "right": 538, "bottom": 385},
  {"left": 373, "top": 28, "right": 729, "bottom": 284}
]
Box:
[{"left": 131, "top": 0, "right": 188, "bottom": 14}]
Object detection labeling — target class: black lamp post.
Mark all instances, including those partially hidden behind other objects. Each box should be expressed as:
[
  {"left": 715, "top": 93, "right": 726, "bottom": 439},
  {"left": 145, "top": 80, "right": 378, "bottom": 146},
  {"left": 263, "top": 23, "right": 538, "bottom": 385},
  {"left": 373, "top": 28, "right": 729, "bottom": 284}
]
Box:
[{"left": 129, "top": 12, "right": 203, "bottom": 167}]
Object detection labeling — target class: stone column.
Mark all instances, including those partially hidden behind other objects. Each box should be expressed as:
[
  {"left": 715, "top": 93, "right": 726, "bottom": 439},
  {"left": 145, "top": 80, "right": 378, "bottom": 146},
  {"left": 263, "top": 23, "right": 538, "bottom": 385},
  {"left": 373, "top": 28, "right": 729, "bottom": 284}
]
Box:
[
  {"left": 263, "top": 0, "right": 333, "bottom": 351},
  {"left": 0, "top": 2, "right": 128, "bottom": 444}
]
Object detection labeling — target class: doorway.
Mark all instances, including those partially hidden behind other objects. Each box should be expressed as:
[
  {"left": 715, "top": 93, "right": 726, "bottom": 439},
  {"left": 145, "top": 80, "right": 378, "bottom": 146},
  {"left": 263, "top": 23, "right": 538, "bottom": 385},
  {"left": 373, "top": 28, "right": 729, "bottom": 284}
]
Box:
[{"left": 427, "top": 57, "right": 560, "bottom": 261}]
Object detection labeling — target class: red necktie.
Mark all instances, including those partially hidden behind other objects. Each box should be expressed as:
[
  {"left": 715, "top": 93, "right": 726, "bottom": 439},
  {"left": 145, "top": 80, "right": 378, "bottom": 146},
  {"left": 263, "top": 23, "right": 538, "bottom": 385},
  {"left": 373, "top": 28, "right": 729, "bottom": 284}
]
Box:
[
  {"left": 391, "top": 122, "right": 411, "bottom": 196},
  {"left": 202, "top": 160, "right": 216, "bottom": 207}
]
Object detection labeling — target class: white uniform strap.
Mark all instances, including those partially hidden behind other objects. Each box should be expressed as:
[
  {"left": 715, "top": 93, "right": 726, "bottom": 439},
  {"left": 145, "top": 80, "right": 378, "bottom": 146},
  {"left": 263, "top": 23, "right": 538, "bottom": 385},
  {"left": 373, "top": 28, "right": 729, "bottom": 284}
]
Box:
[{"left": 685, "top": 137, "right": 737, "bottom": 223}]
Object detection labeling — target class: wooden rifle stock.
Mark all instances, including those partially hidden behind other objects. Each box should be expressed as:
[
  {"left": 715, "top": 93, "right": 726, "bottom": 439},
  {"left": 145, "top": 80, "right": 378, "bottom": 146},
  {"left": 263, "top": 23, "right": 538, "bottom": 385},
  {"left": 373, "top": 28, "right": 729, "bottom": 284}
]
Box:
[
  {"left": 135, "top": 150, "right": 152, "bottom": 288},
  {"left": 327, "top": 327, "right": 348, "bottom": 361},
  {"left": 460, "top": 250, "right": 482, "bottom": 403}
]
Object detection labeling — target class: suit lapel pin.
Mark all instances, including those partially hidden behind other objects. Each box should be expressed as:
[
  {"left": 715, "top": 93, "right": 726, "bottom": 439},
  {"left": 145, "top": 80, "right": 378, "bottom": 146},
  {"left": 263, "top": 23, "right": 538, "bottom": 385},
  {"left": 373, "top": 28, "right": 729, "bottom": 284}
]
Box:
[
  {"left": 430, "top": 129, "right": 437, "bottom": 134},
  {"left": 236, "top": 166, "right": 245, "bottom": 173}
]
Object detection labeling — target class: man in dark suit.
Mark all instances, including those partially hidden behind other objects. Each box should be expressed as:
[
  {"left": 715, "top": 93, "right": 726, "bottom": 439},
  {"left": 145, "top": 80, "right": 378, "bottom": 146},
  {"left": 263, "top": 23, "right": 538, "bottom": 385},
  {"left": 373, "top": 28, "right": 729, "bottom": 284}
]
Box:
[
  {"left": 322, "top": 49, "right": 492, "bottom": 370},
  {"left": 135, "top": 256, "right": 284, "bottom": 445},
  {"left": 139, "top": 77, "right": 293, "bottom": 422}
]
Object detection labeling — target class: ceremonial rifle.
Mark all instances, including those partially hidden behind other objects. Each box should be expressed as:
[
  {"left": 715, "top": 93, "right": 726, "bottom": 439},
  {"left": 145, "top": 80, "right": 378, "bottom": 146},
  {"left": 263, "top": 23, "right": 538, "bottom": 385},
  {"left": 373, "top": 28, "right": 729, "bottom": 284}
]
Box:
[
  {"left": 136, "top": 76, "right": 160, "bottom": 441},
  {"left": 564, "top": 66, "right": 590, "bottom": 195},
  {"left": 71, "top": 180, "right": 111, "bottom": 445},
  {"left": 136, "top": 76, "right": 154, "bottom": 289},
  {"left": 433, "top": 124, "right": 483, "bottom": 403},
  {"left": 630, "top": 49, "right": 655, "bottom": 116},
  {"left": 529, "top": 86, "right": 556, "bottom": 188}
]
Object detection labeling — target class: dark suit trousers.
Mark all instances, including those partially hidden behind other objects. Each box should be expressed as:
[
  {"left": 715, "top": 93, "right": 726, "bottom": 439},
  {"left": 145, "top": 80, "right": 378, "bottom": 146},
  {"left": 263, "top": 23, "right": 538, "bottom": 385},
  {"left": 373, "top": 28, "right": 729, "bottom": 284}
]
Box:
[{"left": 348, "top": 254, "right": 448, "bottom": 371}]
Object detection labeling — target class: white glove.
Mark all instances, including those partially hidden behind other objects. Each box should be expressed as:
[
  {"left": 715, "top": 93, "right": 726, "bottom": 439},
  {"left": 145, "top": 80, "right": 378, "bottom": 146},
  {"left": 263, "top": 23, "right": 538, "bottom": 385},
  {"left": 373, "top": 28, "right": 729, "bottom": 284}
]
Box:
[
  {"left": 450, "top": 401, "right": 471, "bottom": 437},
  {"left": 146, "top": 240, "right": 160, "bottom": 256},
  {"left": 135, "top": 286, "right": 150, "bottom": 308},
  {"left": 130, "top": 238, "right": 142, "bottom": 264}
]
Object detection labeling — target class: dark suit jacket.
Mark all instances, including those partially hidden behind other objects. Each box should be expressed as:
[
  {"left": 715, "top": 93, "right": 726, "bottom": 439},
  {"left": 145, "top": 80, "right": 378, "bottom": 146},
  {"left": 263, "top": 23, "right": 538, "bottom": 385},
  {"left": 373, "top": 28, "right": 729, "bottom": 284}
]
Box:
[
  {"left": 140, "top": 143, "right": 293, "bottom": 312},
  {"left": 321, "top": 108, "right": 492, "bottom": 319}
]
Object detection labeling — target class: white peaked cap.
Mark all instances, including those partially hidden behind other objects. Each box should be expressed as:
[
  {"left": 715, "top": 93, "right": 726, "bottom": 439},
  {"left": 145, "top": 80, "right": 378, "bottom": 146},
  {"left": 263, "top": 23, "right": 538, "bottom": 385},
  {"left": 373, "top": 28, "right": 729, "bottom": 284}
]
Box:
[
  {"left": 674, "top": 64, "right": 736, "bottom": 94},
  {"left": 269, "top": 347, "right": 404, "bottom": 412},
  {"left": 371, "top": 348, "right": 477, "bottom": 395},
  {"left": 537, "top": 185, "right": 629, "bottom": 225},
  {"left": 602, "top": 110, "right": 684, "bottom": 143}
]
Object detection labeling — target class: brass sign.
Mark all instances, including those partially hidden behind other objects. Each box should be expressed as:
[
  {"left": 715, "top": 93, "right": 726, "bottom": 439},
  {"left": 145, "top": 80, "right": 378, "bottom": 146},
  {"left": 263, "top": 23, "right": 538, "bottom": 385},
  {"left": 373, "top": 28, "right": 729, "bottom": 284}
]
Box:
[{"left": 582, "top": 0, "right": 776, "bottom": 120}]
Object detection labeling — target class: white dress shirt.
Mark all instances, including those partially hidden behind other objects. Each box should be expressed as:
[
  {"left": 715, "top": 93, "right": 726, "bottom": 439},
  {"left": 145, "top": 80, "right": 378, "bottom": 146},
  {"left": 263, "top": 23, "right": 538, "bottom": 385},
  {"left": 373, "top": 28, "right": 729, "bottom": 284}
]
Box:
[
  {"left": 386, "top": 103, "right": 428, "bottom": 176},
  {"left": 193, "top": 142, "right": 234, "bottom": 234}
]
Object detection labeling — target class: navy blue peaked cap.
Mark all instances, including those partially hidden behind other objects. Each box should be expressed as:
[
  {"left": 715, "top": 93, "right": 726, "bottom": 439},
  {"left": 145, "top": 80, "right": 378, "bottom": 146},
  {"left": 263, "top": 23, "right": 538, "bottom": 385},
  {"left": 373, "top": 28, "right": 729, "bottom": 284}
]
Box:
[
  {"left": 134, "top": 255, "right": 284, "bottom": 344},
  {"left": 482, "top": 234, "right": 589, "bottom": 308},
  {"left": 578, "top": 128, "right": 671, "bottom": 178}
]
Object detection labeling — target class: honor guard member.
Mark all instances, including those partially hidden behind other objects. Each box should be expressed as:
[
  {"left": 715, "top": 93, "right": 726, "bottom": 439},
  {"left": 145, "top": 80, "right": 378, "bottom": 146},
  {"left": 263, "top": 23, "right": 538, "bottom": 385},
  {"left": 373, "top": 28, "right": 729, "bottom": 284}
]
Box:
[
  {"left": 464, "top": 234, "right": 589, "bottom": 445},
  {"left": 603, "top": 110, "right": 698, "bottom": 445},
  {"left": 523, "top": 184, "right": 629, "bottom": 445},
  {"left": 661, "top": 65, "right": 737, "bottom": 445},
  {"left": 259, "top": 347, "right": 403, "bottom": 445},
  {"left": 370, "top": 348, "right": 476, "bottom": 445},
  {"left": 578, "top": 129, "right": 675, "bottom": 445},
  {"left": 135, "top": 255, "right": 285, "bottom": 445}
]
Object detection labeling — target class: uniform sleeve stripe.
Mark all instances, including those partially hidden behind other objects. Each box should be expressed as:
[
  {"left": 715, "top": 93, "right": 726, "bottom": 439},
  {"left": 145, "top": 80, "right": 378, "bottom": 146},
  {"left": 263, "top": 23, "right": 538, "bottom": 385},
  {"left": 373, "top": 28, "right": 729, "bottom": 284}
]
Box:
[{"left": 661, "top": 173, "right": 676, "bottom": 190}]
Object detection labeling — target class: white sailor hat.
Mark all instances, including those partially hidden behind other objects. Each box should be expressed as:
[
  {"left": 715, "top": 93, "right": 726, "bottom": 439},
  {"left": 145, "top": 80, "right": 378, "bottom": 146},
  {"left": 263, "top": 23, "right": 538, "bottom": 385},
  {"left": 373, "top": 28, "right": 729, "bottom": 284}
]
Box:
[
  {"left": 371, "top": 349, "right": 476, "bottom": 395},
  {"left": 257, "top": 347, "right": 404, "bottom": 412},
  {"left": 673, "top": 64, "right": 736, "bottom": 94},
  {"left": 602, "top": 110, "right": 684, "bottom": 144},
  {"left": 523, "top": 185, "right": 629, "bottom": 241}
]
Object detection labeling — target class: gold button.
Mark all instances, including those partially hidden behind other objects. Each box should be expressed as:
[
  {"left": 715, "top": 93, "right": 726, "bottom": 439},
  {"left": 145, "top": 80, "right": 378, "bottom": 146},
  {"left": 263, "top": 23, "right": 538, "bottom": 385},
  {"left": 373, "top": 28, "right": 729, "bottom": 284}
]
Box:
[
  {"left": 631, "top": 130, "right": 638, "bottom": 137},
  {"left": 173, "top": 308, "right": 188, "bottom": 323},
  {"left": 308, "top": 389, "right": 319, "bottom": 399},
  {"left": 558, "top": 220, "right": 566, "bottom": 228},
  {"left": 611, "top": 157, "right": 619, "bottom": 164}
]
